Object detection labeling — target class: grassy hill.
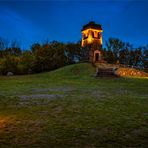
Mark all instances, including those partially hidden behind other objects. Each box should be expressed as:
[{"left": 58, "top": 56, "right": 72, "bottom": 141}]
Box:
[{"left": 0, "top": 63, "right": 148, "bottom": 147}]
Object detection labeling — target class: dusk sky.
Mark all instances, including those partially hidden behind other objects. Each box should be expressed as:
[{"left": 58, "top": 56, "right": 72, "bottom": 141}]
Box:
[{"left": 0, "top": 0, "right": 148, "bottom": 50}]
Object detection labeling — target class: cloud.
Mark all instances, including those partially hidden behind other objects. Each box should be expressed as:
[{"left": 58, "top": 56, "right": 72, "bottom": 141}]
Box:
[{"left": 0, "top": 6, "right": 45, "bottom": 49}]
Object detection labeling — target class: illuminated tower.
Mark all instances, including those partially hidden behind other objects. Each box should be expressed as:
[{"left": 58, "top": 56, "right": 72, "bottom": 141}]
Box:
[{"left": 81, "top": 21, "right": 103, "bottom": 63}]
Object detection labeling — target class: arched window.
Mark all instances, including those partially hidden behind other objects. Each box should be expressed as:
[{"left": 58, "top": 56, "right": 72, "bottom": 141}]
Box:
[{"left": 92, "top": 32, "right": 94, "bottom": 38}]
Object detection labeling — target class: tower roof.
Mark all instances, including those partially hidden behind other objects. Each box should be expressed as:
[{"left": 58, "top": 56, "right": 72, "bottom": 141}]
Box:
[{"left": 81, "top": 21, "right": 102, "bottom": 31}]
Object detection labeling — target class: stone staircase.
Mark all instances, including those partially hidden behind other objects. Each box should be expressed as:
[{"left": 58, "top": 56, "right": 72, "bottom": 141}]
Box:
[
  {"left": 94, "top": 63, "right": 148, "bottom": 77},
  {"left": 96, "top": 68, "right": 117, "bottom": 77},
  {"left": 94, "top": 63, "right": 119, "bottom": 77}
]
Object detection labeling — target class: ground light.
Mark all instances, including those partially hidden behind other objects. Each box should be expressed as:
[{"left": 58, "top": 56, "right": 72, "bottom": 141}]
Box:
[{"left": 0, "top": 118, "right": 6, "bottom": 129}]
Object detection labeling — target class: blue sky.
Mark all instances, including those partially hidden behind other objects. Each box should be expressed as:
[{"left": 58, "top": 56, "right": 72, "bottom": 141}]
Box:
[{"left": 0, "top": 0, "right": 148, "bottom": 49}]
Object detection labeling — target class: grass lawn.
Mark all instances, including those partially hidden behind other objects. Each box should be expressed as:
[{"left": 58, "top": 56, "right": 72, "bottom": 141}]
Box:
[{"left": 0, "top": 63, "right": 148, "bottom": 147}]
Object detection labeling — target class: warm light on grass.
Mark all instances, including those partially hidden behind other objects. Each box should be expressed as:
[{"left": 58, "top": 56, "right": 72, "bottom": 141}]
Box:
[{"left": 0, "top": 118, "right": 6, "bottom": 129}]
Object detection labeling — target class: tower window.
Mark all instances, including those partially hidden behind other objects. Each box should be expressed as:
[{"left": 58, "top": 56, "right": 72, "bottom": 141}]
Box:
[
  {"left": 83, "top": 34, "right": 88, "bottom": 39},
  {"left": 92, "top": 32, "right": 94, "bottom": 38}
]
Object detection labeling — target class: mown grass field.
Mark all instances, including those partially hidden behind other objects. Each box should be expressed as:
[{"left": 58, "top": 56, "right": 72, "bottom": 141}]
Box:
[{"left": 0, "top": 63, "right": 148, "bottom": 147}]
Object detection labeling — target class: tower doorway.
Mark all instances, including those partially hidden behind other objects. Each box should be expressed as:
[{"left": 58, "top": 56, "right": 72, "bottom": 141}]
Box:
[{"left": 95, "top": 53, "right": 99, "bottom": 62}]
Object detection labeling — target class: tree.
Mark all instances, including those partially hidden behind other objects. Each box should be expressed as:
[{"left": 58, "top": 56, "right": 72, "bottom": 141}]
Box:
[
  {"left": 48, "top": 41, "right": 65, "bottom": 69},
  {"left": 31, "top": 41, "right": 66, "bottom": 73},
  {"left": 119, "top": 42, "right": 132, "bottom": 65},
  {"left": 0, "top": 37, "right": 9, "bottom": 58},
  {"left": 31, "top": 42, "right": 47, "bottom": 72},
  {"left": 18, "top": 50, "right": 34, "bottom": 74},
  {"left": 5, "top": 47, "right": 22, "bottom": 57},
  {"left": 0, "top": 58, "right": 6, "bottom": 75},
  {"left": 79, "top": 45, "right": 90, "bottom": 62},
  {"left": 1, "top": 55, "right": 20, "bottom": 75},
  {"left": 134, "top": 48, "right": 142, "bottom": 66},
  {"left": 31, "top": 43, "right": 41, "bottom": 54},
  {"left": 106, "top": 38, "right": 124, "bottom": 63},
  {"left": 142, "top": 45, "right": 148, "bottom": 70},
  {"left": 106, "top": 50, "right": 115, "bottom": 63},
  {"left": 65, "top": 42, "right": 81, "bottom": 64}
]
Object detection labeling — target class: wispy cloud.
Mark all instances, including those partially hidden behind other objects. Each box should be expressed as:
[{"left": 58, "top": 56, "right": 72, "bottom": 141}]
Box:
[{"left": 0, "top": 6, "right": 45, "bottom": 49}]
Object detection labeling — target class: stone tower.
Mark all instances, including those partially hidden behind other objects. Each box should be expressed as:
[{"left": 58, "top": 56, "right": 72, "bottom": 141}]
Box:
[{"left": 81, "top": 21, "right": 103, "bottom": 63}]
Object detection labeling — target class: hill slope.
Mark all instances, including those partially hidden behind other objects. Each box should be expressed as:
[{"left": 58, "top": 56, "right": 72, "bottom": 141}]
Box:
[
  {"left": 0, "top": 63, "right": 148, "bottom": 147},
  {"left": 49, "top": 62, "right": 95, "bottom": 78}
]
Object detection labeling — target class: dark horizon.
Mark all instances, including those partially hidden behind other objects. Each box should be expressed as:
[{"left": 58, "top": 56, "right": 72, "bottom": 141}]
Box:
[{"left": 0, "top": 0, "right": 148, "bottom": 50}]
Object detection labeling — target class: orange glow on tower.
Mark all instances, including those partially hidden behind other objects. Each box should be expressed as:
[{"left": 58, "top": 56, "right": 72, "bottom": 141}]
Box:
[
  {"left": 81, "top": 22, "right": 103, "bottom": 47},
  {"left": 81, "top": 21, "right": 103, "bottom": 63}
]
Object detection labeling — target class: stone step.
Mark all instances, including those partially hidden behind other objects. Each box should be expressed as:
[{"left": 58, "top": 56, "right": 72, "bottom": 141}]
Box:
[{"left": 96, "top": 68, "right": 118, "bottom": 77}]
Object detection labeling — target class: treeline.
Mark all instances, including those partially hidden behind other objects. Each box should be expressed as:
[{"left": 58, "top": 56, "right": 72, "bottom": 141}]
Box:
[
  {"left": 0, "top": 37, "right": 147, "bottom": 75},
  {"left": 0, "top": 38, "right": 82, "bottom": 75},
  {"left": 103, "top": 38, "right": 148, "bottom": 68}
]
